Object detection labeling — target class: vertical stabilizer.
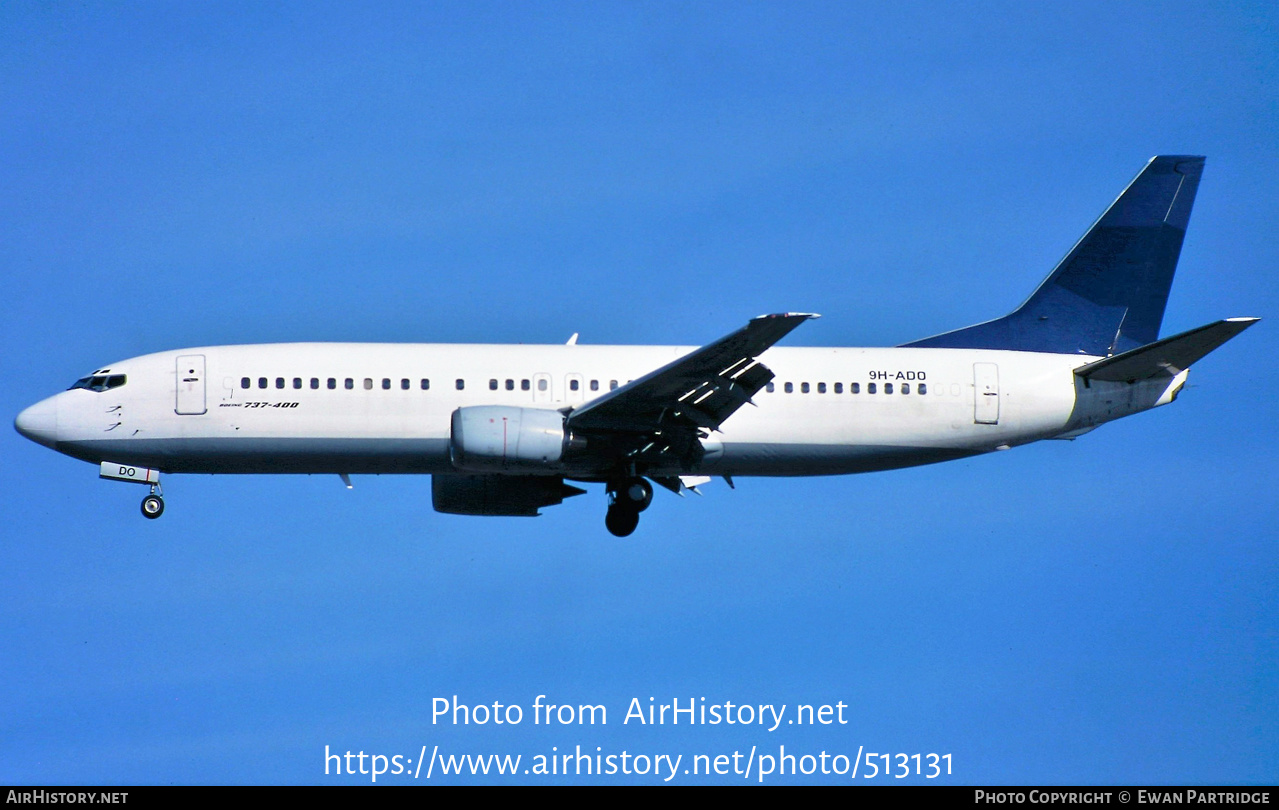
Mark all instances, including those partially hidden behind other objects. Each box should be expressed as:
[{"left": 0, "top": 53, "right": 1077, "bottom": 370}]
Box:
[{"left": 903, "top": 156, "right": 1205, "bottom": 355}]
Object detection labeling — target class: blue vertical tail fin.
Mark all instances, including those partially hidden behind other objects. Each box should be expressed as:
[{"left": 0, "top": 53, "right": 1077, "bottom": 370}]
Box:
[{"left": 903, "top": 156, "right": 1205, "bottom": 356}]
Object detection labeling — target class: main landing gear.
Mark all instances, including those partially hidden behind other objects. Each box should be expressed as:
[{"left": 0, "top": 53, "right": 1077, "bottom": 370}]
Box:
[
  {"left": 605, "top": 477, "right": 653, "bottom": 537},
  {"left": 140, "top": 483, "right": 165, "bottom": 520}
]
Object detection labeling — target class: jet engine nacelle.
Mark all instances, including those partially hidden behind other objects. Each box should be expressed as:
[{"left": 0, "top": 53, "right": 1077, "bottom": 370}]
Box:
[
  {"left": 431, "top": 474, "right": 586, "bottom": 516},
  {"left": 450, "top": 406, "right": 581, "bottom": 471}
]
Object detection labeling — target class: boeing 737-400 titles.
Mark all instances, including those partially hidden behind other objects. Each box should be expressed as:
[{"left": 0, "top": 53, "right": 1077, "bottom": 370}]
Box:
[{"left": 14, "top": 156, "right": 1257, "bottom": 536}]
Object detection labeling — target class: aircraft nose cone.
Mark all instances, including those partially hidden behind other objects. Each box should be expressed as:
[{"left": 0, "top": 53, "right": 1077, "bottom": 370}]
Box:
[{"left": 15, "top": 397, "right": 59, "bottom": 449}]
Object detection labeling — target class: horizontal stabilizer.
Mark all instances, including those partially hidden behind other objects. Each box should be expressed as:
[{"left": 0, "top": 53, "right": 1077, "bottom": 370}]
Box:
[{"left": 1074, "top": 318, "right": 1258, "bottom": 382}]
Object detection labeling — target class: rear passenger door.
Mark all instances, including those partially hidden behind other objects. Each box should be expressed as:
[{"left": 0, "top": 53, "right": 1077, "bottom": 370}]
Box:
[{"left": 973, "top": 362, "right": 999, "bottom": 425}]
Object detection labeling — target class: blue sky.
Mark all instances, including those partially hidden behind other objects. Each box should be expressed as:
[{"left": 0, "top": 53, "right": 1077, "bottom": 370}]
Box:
[{"left": 2, "top": 2, "right": 1276, "bottom": 784}]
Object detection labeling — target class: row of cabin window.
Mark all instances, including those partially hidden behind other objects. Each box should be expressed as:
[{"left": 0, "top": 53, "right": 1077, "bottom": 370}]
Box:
[
  {"left": 239, "top": 376, "right": 626, "bottom": 392},
  {"left": 242, "top": 376, "right": 432, "bottom": 391},
  {"left": 488, "top": 378, "right": 620, "bottom": 392},
  {"left": 766, "top": 381, "right": 927, "bottom": 395}
]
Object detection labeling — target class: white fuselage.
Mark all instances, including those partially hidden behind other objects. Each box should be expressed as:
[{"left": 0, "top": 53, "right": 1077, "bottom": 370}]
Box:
[{"left": 19, "top": 342, "right": 1183, "bottom": 479}]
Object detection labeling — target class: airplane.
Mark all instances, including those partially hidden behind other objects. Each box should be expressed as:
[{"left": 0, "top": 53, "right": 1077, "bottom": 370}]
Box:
[{"left": 14, "top": 155, "right": 1258, "bottom": 537}]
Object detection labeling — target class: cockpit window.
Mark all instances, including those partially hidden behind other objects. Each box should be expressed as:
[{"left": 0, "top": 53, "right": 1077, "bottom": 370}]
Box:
[{"left": 69, "top": 374, "right": 126, "bottom": 392}]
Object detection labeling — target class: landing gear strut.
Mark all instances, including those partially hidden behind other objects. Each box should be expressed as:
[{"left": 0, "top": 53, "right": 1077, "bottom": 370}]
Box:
[
  {"left": 605, "top": 477, "right": 652, "bottom": 537},
  {"left": 140, "top": 483, "right": 164, "bottom": 520},
  {"left": 98, "top": 462, "right": 167, "bottom": 519}
]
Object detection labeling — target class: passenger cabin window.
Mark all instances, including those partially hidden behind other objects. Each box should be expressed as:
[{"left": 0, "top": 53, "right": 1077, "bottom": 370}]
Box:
[
  {"left": 537, "top": 379, "right": 547, "bottom": 392},
  {"left": 902, "top": 383, "right": 910, "bottom": 394},
  {"left": 570, "top": 379, "right": 580, "bottom": 391},
  {"left": 258, "top": 377, "right": 268, "bottom": 389},
  {"left": 851, "top": 383, "right": 861, "bottom": 394},
  {"left": 456, "top": 379, "right": 465, "bottom": 390},
  {"left": 328, "top": 378, "right": 337, "bottom": 390},
  {"left": 590, "top": 380, "right": 599, "bottom": 391},
  {"left": 834, "top": 382, "right": 843, "bottom": 394},
  {"left": 401, "top": 378, "right": 410, "bottom": 390},
  {"left": 311, "top": 378, "right": 320, "bottom": 389},
  {"left": 489, "top": 379, "right": 498, "bottom": 390},
  {"left": 363, "top": 378, "right": 373, "bottom": 390},
  {"left": 818, "top": 382, "right": 826, "bottom": 393},
  {"left": 241, "top": 377, "right": 250, "bottom": 389},
  {"left": 885, "top": 383, "right": 893, "bottom": 394},
  {"left": 521, "top": 379, "right": 530, "bottom": 391},
  {"left": 69, "top": 374, "right": 127, "bottom": 392},
  {"left": 919, "top": 383, "right": 927, "bottom": 395},
  {"left": 505, "top": 379, "right": 514, "bottom": 391},
  {"left": 293, "top": 378, "right": 302, "bottom": 389},
  {"left": 784, "top": 382, "right": 794, "bottom": 393},
  {"left": 382, "top": 378, "right": 391, "bottom": 390},
  {"left": 801, "top": 382, "right": 810, "bottom": 393},
  {"left": 276, "top": 377, "right": 285, "bottom": 389},
  {"left": 867, "top": 383, "right": 876, "bottom": 394},
  {"left": 421, "top": 379, "right": 430, "bottom": 390},
  {"left": 766, "top": 382, "right": 775, "bottom": 393},
  {"left": 609, "top": 380, "right": 619, "bottom": 390},
  {"left": 345, "top": 378, "right": 354, "bottom": 390}
]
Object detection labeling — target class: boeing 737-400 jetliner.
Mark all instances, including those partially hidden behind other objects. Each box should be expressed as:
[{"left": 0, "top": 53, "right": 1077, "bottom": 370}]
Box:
[{"left": 15, "top": 156, "right": 1258, "bottom": 536}]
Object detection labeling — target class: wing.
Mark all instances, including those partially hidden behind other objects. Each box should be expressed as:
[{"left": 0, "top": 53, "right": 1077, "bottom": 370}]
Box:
[{"left": 566, "top": 313, "right": 817, "bottom": 469}]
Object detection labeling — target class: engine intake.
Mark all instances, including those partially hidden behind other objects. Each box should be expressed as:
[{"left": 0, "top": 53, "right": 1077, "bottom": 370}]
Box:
[{"left": 450, "top": 406, "right": 582, "bottom": 472}]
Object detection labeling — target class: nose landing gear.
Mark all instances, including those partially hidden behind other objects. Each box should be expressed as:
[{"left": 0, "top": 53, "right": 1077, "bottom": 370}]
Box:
[
  {"left": 98, "top": 462, "right": 166, "bottom": 520},
  {"left": 604, "top": 477, "right": 653, "bottom": 537},
  {"left": 140, "top": 482, "right": 165, "bottom": 520}
]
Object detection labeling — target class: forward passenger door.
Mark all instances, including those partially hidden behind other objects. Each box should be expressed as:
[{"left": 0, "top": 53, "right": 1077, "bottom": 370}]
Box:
[{"left": 175, "top": 355, "right": 207, "bottom": 415}]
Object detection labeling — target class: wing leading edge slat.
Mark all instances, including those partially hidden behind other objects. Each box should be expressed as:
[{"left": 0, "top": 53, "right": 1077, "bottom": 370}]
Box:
[{"left": 567, "top": 313, "right": 817, "bottom": 437}]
